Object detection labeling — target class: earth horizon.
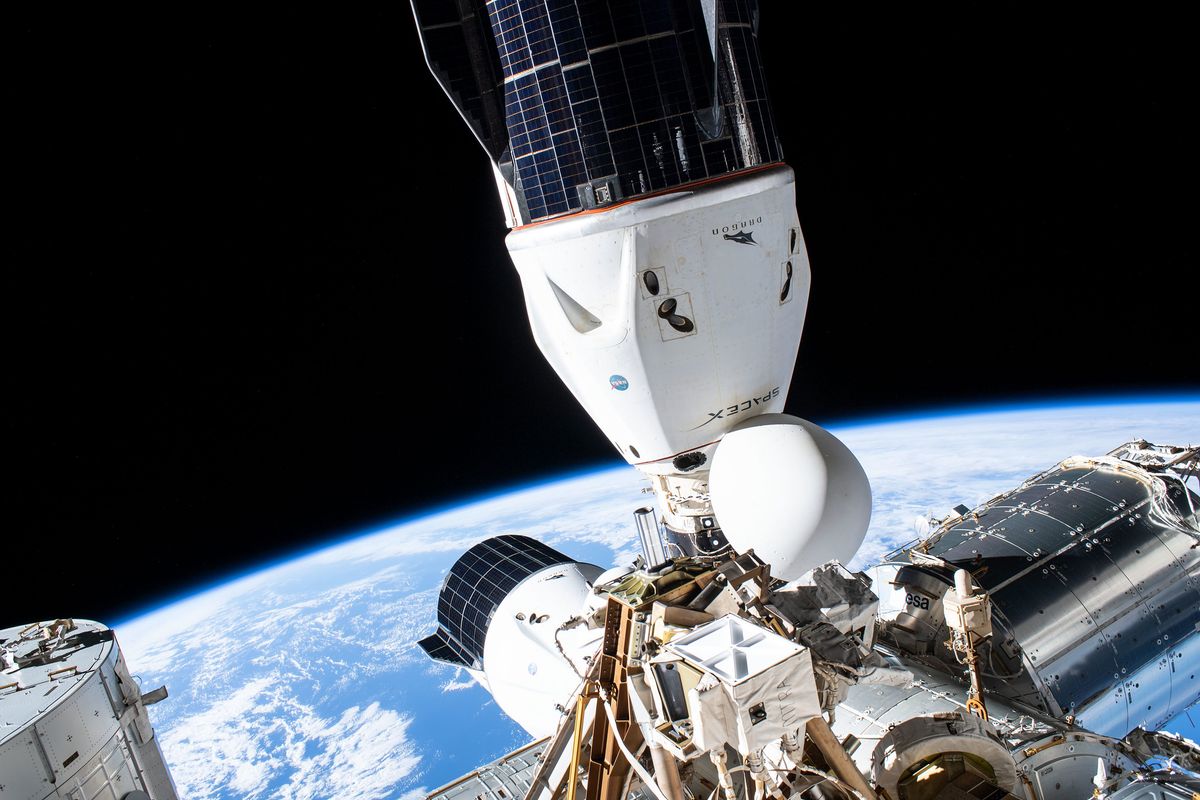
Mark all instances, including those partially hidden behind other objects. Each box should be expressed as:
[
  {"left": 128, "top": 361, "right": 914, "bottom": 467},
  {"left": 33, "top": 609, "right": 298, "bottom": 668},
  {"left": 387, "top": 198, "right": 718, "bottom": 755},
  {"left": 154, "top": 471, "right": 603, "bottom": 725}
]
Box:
[{"left": 109, "top": 394, "right": 1198, "bottom": 799}]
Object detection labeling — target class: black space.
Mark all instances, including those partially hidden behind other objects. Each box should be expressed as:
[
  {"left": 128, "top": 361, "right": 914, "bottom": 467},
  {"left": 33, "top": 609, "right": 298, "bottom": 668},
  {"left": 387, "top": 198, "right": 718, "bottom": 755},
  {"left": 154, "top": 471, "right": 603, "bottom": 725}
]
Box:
[{"left": 8, "top": 10, "right": 1196, "bottom": 628}]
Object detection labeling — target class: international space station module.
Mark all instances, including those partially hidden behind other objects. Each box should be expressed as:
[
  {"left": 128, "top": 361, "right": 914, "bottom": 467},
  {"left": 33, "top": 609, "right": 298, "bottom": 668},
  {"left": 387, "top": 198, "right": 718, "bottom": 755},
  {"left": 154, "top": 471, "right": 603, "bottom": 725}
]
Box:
[
  {"left": 421, "top": 441, "right": 1200, "bottom": 800},
  {"left": 0, "top": 620, "right": 178, "bottom": 800},
  {"left": 410, "top": 2, "right": 1200, "bottom": 799}
]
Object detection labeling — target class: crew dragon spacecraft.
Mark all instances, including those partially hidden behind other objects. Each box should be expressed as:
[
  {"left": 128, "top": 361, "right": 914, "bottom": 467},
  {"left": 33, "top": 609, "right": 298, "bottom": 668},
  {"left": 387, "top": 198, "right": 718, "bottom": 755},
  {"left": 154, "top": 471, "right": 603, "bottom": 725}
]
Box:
[
  {"left": 3, "top": 5, "right": 1199, "bottom": 800},
  {"left": 410, "top": 2, "right": 1200, "bottom": 800}
]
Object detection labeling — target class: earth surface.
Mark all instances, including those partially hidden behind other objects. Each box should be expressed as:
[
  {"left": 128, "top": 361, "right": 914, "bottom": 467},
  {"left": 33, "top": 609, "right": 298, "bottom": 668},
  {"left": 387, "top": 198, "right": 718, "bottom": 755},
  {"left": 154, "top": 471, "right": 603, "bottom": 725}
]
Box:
[{"left": 117, "top": 397, "right": 1200, "bottom": 800}]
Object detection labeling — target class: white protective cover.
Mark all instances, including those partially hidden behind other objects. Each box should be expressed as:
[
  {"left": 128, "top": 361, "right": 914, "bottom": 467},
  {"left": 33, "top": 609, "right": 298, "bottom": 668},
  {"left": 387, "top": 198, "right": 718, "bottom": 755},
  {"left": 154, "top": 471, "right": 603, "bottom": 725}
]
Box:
[
  {"left": 659, "top": 615, "right": 821, "bottom": 755},
  {"left": 709, "top": 414, "right": 872, "bottom": 581}
]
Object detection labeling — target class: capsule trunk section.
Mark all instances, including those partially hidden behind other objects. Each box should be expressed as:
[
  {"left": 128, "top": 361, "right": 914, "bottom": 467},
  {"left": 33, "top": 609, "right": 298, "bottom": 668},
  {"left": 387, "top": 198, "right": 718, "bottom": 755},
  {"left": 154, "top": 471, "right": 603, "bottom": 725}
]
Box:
[{"left": 411, "top": 0, "right": 783, "bottom": 227}]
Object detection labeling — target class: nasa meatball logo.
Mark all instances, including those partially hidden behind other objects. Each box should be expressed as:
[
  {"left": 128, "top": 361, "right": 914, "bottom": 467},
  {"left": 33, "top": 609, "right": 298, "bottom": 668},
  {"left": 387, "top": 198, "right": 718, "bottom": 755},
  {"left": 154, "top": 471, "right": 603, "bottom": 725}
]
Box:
[
  {"left": 713, "top": 216, "right": 761, "bottom": 245},
  {"left": 609, "top": 374, "right": 629, "bottom": 391}
]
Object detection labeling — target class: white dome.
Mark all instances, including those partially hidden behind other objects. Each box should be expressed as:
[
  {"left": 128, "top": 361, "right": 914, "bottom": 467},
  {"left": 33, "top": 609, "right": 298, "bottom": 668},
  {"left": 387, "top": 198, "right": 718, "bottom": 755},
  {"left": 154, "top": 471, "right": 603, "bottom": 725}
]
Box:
[{"left": 709, "top": 414, "right": 872, "bottom": 580}]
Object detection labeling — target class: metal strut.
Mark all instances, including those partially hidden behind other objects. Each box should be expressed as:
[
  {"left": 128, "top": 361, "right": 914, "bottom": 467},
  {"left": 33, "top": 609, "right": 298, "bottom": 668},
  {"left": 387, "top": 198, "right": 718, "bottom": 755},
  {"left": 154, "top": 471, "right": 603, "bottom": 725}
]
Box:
[{"left": 585, "top": 597, "right": 644, "bottom": 800}]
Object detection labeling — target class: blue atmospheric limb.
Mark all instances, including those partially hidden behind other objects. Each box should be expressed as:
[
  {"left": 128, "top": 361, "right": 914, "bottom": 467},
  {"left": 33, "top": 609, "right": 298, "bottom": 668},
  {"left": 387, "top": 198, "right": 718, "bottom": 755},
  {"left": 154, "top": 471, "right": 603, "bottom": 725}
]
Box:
[{"left": 112, "top": 396, "right": 1200, "bottom": 798}]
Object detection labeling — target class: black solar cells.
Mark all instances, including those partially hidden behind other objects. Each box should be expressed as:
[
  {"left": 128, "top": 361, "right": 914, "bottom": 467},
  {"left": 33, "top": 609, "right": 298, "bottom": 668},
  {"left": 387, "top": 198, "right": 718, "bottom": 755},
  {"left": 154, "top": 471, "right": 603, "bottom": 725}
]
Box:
[
  {"left": 417, "top": 0, "right": 782, "bottom": 223},
  {"left": 412, "top": 0, "right": 510, "bottom": 162},
  {"left": 418, "top": 534, "right": 571, "bottom": 668}
]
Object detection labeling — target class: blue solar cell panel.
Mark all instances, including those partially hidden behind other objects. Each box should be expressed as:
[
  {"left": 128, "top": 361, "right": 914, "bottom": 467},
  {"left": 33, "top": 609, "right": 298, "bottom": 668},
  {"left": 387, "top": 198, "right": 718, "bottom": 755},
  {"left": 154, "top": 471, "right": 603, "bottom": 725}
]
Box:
[
  {"left": 548, "top": 0, "right": 588, "bottom": 65},
  {"left": 553, "top": 129, "right": 589, "bottom": 188},
  {"left": 471, "top": 0, "right": 784, "bottom": 223},
  {"left": 419, "top": 535, "right": 571, "bottom": 668},
  {"left": 520, "top": 0, "right": 555, "bottom": 65},
  {"left": 562, "top": 63, "right": 598, "bottom": 104},
  {"left": 536, "top": 69, "right": 571, "bottom": 130},
  {"left": 517, "top": 159, "right": 548, "bottom": 218},
  {"left": 488, "top": 1, "right": 529, "bottom": 77},
  {"left": 591, "top": 49, "right": 634, "bottom": 130}
]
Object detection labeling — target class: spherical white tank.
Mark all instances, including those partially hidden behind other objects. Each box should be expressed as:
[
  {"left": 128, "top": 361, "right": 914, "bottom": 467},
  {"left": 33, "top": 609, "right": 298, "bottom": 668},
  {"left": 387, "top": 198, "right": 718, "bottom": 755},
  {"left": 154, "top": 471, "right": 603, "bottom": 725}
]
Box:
[{"left": 709, "top": 414, "right": 872, "bottom": 580}]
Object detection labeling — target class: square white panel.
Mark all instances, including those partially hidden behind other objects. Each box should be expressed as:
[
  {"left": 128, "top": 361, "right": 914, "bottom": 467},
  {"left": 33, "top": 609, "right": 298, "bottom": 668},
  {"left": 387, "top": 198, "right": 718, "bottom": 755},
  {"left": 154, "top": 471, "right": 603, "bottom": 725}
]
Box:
[{"left": 666, "top": 615, "right": 802, "bottom": 685}]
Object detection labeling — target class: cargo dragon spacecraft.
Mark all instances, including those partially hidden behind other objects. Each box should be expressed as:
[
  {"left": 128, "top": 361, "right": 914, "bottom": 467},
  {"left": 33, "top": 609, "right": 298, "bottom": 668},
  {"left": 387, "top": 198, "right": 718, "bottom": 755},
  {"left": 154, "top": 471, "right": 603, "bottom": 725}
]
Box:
[{"left": 406, "top": 2, "right": 1200, "bottom": 800}]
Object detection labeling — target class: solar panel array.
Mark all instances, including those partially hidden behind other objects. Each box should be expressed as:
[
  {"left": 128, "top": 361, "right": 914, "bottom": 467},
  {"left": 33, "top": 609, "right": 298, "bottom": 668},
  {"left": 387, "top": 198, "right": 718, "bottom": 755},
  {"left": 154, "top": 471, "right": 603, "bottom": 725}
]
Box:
[
  {"left": 486, "top": 0, "right": 780, "bottom": 222},
  {"left": 407, "top": 1, "right": 765, "bottom": 225},
  {"left": 418, "top": 534, "right": 571, "bottom": 668},
  {"left": 412, "top": 0, "right": 509, "bottom": 161}
]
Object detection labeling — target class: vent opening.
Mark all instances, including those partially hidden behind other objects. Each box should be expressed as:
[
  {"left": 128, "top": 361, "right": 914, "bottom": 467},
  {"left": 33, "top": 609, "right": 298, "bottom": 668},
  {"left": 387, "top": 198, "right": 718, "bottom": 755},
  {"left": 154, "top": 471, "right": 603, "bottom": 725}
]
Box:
[
  {"left": 673, "top": 451, "right": 707, "bottom": 472},
  {"left": 658, "top": 297, "right": 694, "bottom": 333},
  {"left": 642, "top": 270, "right": 660, "bottom": 295}
]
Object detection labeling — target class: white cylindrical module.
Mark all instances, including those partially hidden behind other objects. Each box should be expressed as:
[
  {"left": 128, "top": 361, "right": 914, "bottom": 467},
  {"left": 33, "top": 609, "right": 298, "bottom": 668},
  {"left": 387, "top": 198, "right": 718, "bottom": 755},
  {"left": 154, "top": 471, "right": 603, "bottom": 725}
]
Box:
[
  {"left": 0, "top": 619, "right": 178, "bottom": 800},
  {"left": 418, "top": 535, "right": 603, "bottom": 738},
  {"left": 885, "top": 448, "right": 1200, "bottom": 738},
  {"left": 634, "top": 506, "right": 669, "bottom": 567},
  {"left": 481, "top": 561, "right": 603, "bottom": 736}
]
